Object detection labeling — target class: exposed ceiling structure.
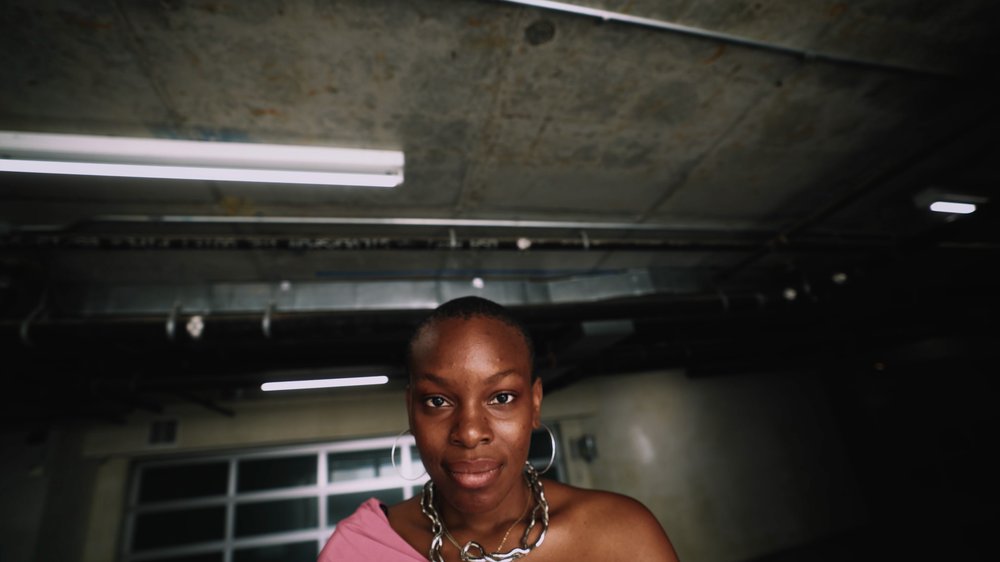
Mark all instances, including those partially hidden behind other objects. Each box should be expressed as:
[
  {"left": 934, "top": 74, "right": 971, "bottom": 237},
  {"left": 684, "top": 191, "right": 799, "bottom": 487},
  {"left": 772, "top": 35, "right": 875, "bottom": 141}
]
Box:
[{"left": 2, "top": 0, "right": 999, "bottom": 425}]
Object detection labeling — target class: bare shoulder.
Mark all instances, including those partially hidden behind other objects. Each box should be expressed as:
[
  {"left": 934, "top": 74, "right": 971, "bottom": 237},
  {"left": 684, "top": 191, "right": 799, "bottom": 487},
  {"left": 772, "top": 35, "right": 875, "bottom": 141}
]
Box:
[
  {"left": 544, "top": 479, "right": 679, "bottom": 561},
  {"left": 385, "top": 495, "right": 433, "bottom": 554}
]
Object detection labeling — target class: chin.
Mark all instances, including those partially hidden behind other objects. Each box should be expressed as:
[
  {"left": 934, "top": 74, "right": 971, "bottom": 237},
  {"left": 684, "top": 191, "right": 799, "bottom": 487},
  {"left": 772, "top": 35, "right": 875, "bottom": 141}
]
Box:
[
  {"left": 443, "top": 486, "right": 508, "bottom": 514},
  {"left": 435, "top": 465, "right": 518, "bottom": 513}
]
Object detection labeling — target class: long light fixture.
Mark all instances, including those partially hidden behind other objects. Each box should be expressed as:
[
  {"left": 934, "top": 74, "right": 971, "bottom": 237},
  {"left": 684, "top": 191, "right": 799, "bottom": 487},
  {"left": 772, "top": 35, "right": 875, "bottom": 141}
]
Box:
[
  {"left": 0, "top": 131, "right": 404, "bottom": 188},
  {"left": 260, "top": 375, "right": 389, "bottom": 392},
  {"left": 929, "top": 201, "right": 976, "bottom": 214}
]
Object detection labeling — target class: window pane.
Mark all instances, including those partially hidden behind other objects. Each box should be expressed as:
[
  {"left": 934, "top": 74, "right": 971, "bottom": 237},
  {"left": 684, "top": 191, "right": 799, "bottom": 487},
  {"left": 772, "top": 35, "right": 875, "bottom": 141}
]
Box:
[
  {"left": 235, "top": 497, "right": 317, "bottom": 537},
  {"left": 407, "top": 446, "right": 427, "bottom": 479},
  {"left": 327, "top": 449, "right": 392, "bottom": 482},
  {"left": 139, "top": 462, "right": 229, "bottom": 503},
  {"left": 127, "top": 441, "right": 426, "bottom": 561},
  {"left": 233, "top": 541, "right": 317, "bottom": 562},
  {"left": 146, "top": 552, "right": 224, "bottom": 562},
  {"left": 133, "top": 506, "right": 226, "bottom": 550},
  {"left": 327, "top": 488, "right": 403, "bottom": 525},
  {"left": 238, "top": 455, "right": 316, "bottom": 492}
]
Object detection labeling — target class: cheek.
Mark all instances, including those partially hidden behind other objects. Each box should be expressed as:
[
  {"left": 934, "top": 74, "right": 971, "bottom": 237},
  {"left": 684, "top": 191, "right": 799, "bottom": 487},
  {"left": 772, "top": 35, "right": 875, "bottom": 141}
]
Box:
[
  {"left": 413, "top": 436, "right": 440, "bottom": 473},
  {"left": 412, "top": 416, "right": 449, "bottom": 463},
  {"left": 494, "top": 419, "right": 532, "bottom": 455}
]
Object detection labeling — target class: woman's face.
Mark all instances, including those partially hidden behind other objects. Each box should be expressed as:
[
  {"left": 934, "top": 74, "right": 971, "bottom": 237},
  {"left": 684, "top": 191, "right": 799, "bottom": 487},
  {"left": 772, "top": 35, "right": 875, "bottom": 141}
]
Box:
[{"left": 407, "top": 315, "right": 542, "bottom": 515}]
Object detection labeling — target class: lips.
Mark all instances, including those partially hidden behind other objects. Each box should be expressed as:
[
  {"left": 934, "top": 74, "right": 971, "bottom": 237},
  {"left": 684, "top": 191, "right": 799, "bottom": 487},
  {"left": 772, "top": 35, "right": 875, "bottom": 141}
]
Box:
[{"left": 445, "top": 459, "right": 503, "bottom": 489}]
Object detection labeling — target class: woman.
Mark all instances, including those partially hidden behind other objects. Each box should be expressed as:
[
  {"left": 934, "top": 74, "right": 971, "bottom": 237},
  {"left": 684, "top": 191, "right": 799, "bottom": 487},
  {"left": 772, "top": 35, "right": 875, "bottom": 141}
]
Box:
[{"left": 319, "top": 296, "right": 679, "bottom": 561}]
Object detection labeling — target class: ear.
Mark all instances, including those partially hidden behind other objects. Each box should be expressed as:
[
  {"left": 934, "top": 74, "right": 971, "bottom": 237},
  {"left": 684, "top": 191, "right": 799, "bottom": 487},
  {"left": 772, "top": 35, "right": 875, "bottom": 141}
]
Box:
[{"left": 530, "top": 378, "right": 544, "bottom": 428}]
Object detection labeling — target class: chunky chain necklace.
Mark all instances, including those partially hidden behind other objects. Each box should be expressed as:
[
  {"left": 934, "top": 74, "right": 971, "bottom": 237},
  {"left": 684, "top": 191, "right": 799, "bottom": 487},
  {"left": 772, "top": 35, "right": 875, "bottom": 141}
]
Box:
[{"left": 421, "top": 462, "right": 549, "bottom": 562}]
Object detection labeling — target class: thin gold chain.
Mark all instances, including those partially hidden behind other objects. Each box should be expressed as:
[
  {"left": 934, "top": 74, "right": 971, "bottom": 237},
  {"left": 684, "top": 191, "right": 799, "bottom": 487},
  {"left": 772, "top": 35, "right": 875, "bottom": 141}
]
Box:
[{"left": 495, "top": 489, "right": 533, "bottom": 552}]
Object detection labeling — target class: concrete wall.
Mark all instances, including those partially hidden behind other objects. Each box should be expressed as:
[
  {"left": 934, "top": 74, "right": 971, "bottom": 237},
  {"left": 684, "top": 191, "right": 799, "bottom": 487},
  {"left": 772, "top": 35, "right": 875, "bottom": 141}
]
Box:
[
  {"left": 0, "top": 431, "right": 49, "bottom": 562},
  {"left": 547, "top": 370, "right": 866, "bottom": 562},
  {"left": 9, "top": 368, "right": 865, "bottom": 562}
]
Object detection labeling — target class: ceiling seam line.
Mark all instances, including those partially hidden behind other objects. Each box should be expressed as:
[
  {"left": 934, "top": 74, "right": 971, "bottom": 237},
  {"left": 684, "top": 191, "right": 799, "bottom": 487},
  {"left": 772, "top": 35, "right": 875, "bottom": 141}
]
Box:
[
  {"left": 633, "top": 59, "right": 791, "bottom": 225},
  {"left": 495, "top": 0, "right": 962, "bottom": 79}
]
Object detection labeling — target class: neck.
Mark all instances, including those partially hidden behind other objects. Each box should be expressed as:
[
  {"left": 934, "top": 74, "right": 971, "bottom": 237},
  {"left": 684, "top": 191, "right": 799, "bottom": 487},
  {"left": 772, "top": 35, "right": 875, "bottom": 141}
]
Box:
[
  {"left": 422, "top": 465, "right": 550, "bottom": 562},
  {"left": 439, "top": 472, "right": 532, "bottom": 538}
]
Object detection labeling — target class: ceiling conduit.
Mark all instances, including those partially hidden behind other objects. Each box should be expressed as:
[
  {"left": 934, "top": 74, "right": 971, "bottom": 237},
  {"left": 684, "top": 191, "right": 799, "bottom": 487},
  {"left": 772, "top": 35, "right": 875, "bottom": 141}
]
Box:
[
  {"left": 497, "top": 0, "right": 959, "bottom": 78},
  {"left": 0, "top": 290, "right": 777, "bottom": 348},
  {"left": 0, "top": 231, "right": 892, "bottom": 253},
  {"left": 21, "top": 214, "right": 774, "bottom": 233}
]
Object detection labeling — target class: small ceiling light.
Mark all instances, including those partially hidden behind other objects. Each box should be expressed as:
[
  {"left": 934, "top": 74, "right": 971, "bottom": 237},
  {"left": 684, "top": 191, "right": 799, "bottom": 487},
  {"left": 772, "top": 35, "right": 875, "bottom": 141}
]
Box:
[
  {"left": 261, "top": 375, "right": 389, "bottom": 392},
  {"left": 916, "top": 186, "right": 986, "bottom": 215},
  {"left": 929, "top": 201, "right": 976, "bottom": 214},
  {"left": 516, "top": 237, "right": 532, "bottom": 250},
  {"left": 0, "top": 131, "right": 404, "bottom": 188},
  {"left": 471, "top": 277, "right": 485, "bottom": 289},
  {"left": 831, "top": 272, "right": 848, "bottom": 285},
  {"left": 186, "top": 315, "right": 205, "bottom": 339},
  {"left": 783, "top": 287, "right": 798, "bottom": 301}
]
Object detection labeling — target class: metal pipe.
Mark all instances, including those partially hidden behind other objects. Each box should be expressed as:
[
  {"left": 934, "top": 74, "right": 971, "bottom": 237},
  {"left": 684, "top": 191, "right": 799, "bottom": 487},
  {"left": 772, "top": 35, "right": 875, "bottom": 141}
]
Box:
[
  {"left": 1, "top": 230, "right": 894, "bottom": 253},
  {"left": 83, "top": 214, "right": 767, "bottom": 233},
  {"left": 0, "top": 291, "right": 770, "bottom": 337},
  {"left": 497, "top": 0, "right": 957, "bottom": 78}
]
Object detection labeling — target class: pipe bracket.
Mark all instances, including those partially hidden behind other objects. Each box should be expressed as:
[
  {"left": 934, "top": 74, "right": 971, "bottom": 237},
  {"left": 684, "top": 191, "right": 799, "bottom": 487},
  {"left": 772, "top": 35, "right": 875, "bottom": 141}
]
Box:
[
  {"left": 262, "top": 303, "right": 275, "bottom": 339},
  {"left": 20, "top": 297, "right": 46, "bottom": 347},
  {"left": 166, "top": 302, "right": 180, "bottom": 342}
]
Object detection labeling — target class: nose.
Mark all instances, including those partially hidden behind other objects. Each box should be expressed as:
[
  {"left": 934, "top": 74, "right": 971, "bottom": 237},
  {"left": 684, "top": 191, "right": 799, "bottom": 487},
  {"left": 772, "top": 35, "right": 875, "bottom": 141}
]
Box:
[{"left": 450, "top": 404, "right": 493, "bottom": 448}]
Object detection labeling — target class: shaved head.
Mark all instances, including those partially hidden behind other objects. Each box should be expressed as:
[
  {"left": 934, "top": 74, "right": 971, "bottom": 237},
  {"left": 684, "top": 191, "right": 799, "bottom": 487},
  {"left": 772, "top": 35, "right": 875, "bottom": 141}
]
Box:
[{"left": 406, "top": 296, "right": 536, "bottom": 380}]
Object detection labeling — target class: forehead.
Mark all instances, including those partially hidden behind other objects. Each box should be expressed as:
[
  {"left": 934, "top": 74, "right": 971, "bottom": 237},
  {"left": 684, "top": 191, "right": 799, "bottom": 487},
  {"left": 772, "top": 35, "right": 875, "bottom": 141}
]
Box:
[{"left": 409, "top": 315, "right": 530, "bottom": 370}]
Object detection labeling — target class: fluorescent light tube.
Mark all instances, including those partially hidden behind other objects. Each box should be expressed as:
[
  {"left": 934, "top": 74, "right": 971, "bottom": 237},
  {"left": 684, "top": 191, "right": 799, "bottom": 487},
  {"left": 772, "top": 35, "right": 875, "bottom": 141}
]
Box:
[
  {"left": 0, "top": 131, "right": 403, "bottom": 187},
  {"left": 929, "top": 201, "right": 976, "bottom": 214},
  {"left": 261, "top": 375, "right": 389, "bottom": 392}
]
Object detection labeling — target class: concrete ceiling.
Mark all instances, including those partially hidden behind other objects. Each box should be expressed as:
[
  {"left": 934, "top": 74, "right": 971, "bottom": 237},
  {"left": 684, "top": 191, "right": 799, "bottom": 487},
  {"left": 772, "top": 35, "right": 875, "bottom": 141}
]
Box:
[{"left": 1, "top": 0, "right": 999, "bottom": 424}]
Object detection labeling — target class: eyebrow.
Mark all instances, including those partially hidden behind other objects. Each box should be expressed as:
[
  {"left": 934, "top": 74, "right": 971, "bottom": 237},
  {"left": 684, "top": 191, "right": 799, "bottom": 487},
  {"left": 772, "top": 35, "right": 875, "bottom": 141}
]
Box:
[{"left": 416, "top": 369, "right": 520, "bottom": 387}]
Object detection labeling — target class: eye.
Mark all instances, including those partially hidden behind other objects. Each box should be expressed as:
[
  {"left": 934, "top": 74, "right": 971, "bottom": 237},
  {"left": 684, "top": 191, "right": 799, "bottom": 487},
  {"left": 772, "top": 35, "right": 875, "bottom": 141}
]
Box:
[
  {"left": 424, "top": 396, "right": 449, "bottom": 408},
  {"left": 488, "top": 392, "right": 516, "bottom": 405}
]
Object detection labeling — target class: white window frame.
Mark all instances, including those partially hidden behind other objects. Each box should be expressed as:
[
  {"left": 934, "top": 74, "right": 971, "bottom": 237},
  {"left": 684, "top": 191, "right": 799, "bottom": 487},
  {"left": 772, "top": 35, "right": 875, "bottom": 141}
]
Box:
[{"left": 121, "top": 435, "right": 428, "bottom": 562}]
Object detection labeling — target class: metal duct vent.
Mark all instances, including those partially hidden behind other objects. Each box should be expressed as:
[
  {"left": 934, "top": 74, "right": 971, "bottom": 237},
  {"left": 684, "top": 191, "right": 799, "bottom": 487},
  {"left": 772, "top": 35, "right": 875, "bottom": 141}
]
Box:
[{"left": 148, "top": 419, "right": 178, "bottom": 446}]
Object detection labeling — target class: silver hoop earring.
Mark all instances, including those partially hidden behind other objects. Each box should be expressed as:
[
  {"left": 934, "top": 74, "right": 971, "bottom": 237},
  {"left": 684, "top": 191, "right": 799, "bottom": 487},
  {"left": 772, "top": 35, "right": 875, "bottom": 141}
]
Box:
[
  {"left": 537, "top": 423, "right": 557, "bottom": 475},
  {"left": 391, "top": 429, "right": 427, "bottom": 481}
]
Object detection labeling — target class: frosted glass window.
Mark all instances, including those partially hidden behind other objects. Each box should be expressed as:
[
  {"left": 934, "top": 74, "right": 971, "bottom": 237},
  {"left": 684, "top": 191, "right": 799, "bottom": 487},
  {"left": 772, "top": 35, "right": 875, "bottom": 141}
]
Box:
[
  {"left": 238, "top": 455, "right": 316, "bottom": 492},
  {"left": 132, "top": 506, "right": 226, "bottom": 550},
  {"left": 233, "top": 541, "right": 317, "bottom": 562},
  {"left": 145, "top": 553, "right": 223, "bottom": 562},
  {"left": 139, "top": 462, "right": 228, "bottom": 502},
  {"left": 125, "top": 434, "right": 429, "bottom": 562},
  {"left": 235, "top": 497, "right": 318, "bottom": 537},
  {"left": 327, "top": 449, "right": 392, "bottom": 481}
]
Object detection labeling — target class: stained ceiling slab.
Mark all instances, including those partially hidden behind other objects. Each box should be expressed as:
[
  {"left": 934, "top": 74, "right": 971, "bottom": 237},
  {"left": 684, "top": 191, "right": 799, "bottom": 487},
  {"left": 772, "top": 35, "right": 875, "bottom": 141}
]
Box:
[{"left": 1, "top": 0, "right": 998, "bottom": 423}]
